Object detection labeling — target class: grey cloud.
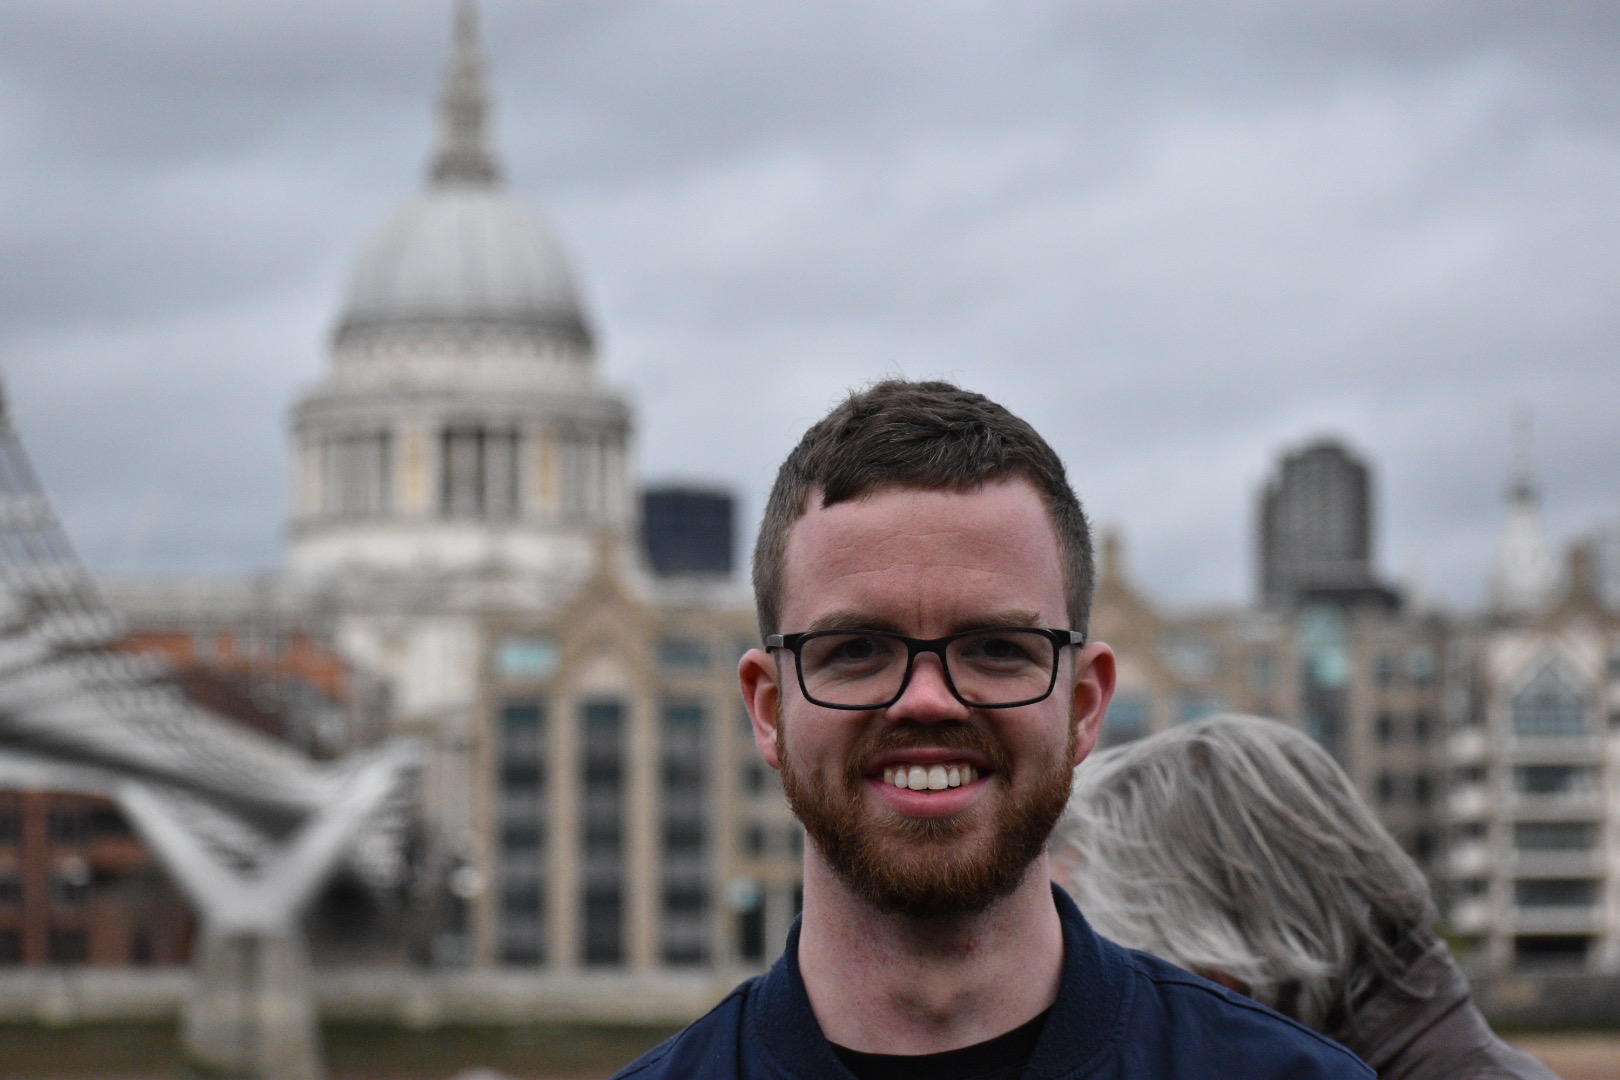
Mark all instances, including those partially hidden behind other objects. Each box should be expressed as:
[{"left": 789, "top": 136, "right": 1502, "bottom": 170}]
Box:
[{"left": 0, "top": 0, "right": 1615, "bottom": 611}]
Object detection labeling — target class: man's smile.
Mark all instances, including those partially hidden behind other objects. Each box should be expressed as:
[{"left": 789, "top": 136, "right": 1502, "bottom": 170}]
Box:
[{"left": 880, "top": 762, "right": 980, "bottom": 790}]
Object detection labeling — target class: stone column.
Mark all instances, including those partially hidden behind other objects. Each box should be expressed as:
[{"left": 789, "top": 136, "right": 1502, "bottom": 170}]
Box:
[{"left": 183, "top": 932, "right": 322, "bottom": 1080}]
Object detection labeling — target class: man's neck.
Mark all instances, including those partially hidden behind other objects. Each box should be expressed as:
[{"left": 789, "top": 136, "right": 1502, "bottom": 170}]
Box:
[{"left": 795, "top": 853, "right": 1065, "bottom": 1055}]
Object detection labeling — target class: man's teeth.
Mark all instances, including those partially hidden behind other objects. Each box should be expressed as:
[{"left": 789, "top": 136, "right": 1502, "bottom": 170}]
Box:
[{"left": 881, "top": 764, "right": 978, "bottom": 790}]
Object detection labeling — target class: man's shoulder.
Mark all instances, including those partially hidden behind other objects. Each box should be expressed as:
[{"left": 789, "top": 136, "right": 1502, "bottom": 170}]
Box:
[
  {"left": 610, "top": 977, "right": 756, "bottom": 1080},
  {"left": 1104, "top": 946, "right": 1372, "bottom": 1078}
]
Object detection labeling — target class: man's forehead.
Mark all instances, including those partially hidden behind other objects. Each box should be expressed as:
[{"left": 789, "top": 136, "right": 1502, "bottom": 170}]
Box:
[
  {"left": 777, "top": 478, "right": 1066, "bottom": 619},
  {"left": 790, "top": 478, "right": 1056, "bottom": 536}
]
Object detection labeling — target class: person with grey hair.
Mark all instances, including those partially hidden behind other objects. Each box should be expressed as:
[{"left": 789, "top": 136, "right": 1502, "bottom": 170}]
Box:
[{"left": 1056, "top": 713, "right": 1558, "bottom": 1079}]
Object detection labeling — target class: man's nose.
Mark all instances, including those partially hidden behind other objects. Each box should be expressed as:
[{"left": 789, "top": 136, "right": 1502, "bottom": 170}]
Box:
[{"left": 888, "top": 653, "right": 970, "bottom": 722}]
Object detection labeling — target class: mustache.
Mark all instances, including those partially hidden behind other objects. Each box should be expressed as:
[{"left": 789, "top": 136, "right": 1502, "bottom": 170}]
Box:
[{"left": 846, "top": 722, "right": 1012, "bottom": 780}]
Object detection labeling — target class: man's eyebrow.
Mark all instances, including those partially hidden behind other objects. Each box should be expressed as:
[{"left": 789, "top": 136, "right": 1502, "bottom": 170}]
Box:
[
  {"left": 959, "top": 611, "right": 1043, "bottom": 632},
  {"left": 806, "top": 611, "right": 905, "bottom": 634}
]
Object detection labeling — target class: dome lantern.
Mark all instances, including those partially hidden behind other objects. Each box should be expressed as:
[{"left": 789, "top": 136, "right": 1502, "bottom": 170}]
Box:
[
  {"left": 429, "top": 0, "right": 502, "bottom": 189},
  {"left": 332, "top": 0, "right": 591, "bottom": 348}
]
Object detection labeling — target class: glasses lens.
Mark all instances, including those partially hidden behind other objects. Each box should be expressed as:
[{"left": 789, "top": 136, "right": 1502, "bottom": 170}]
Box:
[
  {"left": 946, "top": 629, "right": 1057, "bottom": 706},
  {"left": 798, "top": 632, "right": 908, "bottom": 707}
]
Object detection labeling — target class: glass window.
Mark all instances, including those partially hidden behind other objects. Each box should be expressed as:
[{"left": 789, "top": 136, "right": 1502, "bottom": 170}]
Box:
[
  {"left": 664, "top": 820, "right": 705, "bottom": 854},
  {"left": 1376, "top": 712, "right": 1396, "bottom": 745},
  {"left": 1374, "top": 652, "right": 1397, "bottom": 689},
  {"left": 47, "top": 930, "right": 88, "bottom": 965},
  {"left": 1512, "top": 662, "right": 1588, "bottom": 736},
  {"left": 743, "top": 759, "right": 773, "bottom": 796},
  {"left": 495, "top": 637, "right": 558, "bottom": 681},
  {"left": 1301, "top": 607, "right": 1348, "bottom": 689},
  {"left": 1247, "top": 651, "right": 1276, "bottom": 695},
  {"left": 501, "top": 882, "right": 543, "bottom": 915},
  {"left": 1412, "top": 712, "right": 1433, "bottom": 742},
  {"left": 662, "top": 701, "right": 705, "bottom": 732},
  {"left": 582, "top": 886, "right": 623, "bottom": 967},
  {"left": 499, "top": 701, "right": 547, "bottom": 807},
  {"left": 1102, "top": 695, "right": 1150, "bottom": 745},
  {"left": 1161, "top": 637, "right": 1217, "bottom": 682},
  {"left": 1515, "top": 879, "right": 1598, "bottom": 908},
  {"left": 501, "top": 822, "right": 542, "bottom": 851},
  {"left": 664, "top": 885, "right": 707, "bottom": 917},
  {"left": 48, "top": 808, "right": 87, "bottom": 846},
  {"left": 1408, "top": 647, "right": 1434, "bottom": 686},
  {"left": 1515, "top": 823, "right": 1596, "bottom": 852},
  {"left": 660, "top": 638, "right": 711, "bottom": 673},
  {"left": 50, "top": 865, "right": 90, "bottom": 907},
  {"left": 1515, "top": 936, "right": 1590, "bottom": 966},
  {"left": 580, "top": 699, "right": 625, "bottom": 965},
  {"left": 1177, "top": 692, "right": 1226, "bottom": 725},
  {"left": 1514, "top": 765, "right": 1595, "bottom": 796}
]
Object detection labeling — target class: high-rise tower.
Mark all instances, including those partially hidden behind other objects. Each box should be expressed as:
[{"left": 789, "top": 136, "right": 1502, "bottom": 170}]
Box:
[{"left": 1258, "top": 439, "right": 1396, "bottom": 609}]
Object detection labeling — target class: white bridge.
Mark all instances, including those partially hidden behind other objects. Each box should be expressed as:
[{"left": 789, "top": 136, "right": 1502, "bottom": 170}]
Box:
[{"left": 0, "top": 383, "right": 420, "bottom": 1080}]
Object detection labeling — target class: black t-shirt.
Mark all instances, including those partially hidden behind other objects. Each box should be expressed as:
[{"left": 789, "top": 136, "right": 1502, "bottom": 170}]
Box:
[{"left": 830, "top": 1007, "right": 1050, "bottom": 1080}]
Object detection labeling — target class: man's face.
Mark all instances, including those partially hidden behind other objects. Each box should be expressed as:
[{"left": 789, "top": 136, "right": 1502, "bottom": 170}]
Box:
[{"left": 739, "top": 478, "right": 1113, "bottom": 918}]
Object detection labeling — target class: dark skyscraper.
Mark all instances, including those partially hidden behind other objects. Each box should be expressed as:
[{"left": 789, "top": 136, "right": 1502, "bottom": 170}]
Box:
[
  {"left": 1259, "top": 439, "right": 1397, "bottom": 609},
  {"left": 642, "top": 486, "right": 735, "bottom": 577}
]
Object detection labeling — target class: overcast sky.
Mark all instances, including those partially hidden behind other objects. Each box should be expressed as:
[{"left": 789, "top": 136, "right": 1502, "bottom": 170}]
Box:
[{"left": 1, "top": 0, "right": 1615, "bottom": 611}]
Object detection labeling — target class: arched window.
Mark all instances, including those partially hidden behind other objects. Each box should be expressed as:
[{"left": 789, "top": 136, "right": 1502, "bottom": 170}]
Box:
[{"left": 1512, "top": 662, "right": 1588, "bottom": 737}]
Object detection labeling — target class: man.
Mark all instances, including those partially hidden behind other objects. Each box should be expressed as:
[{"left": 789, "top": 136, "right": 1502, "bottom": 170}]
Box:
[{"left": 616, "top": 380, "right": 1368, "bottom": 1078}]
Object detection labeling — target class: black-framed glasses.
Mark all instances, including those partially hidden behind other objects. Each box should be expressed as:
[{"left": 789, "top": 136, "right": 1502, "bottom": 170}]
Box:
[{"left": 764, "top": 627, "right": 1086, "bottom": 710}]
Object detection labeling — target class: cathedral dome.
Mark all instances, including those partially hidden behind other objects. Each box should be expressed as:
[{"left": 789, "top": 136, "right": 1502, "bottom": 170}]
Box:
[
  {"left": 334, "top": 0, "right": 590, "bottom": 346},
  {"left": 338, "top": 186, "right": 590, "bottom": 341}
]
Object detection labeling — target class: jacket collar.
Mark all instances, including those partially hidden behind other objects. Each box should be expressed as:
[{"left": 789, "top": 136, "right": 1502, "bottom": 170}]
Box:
[{"left": 746, "top": 883, "right": 1128, "bottom": 1077}]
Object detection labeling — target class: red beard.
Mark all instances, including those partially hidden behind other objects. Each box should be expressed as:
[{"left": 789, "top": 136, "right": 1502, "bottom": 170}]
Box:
[{"left": 778, "top": 716, "right": 1075, "bottom": 918}]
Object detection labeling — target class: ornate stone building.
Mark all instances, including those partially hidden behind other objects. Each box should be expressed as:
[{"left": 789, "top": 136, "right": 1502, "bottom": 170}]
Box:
[
  {"left": 95, "top": 1, "right": 800, "bottom": 991},
  {"left": 277, "top": 1, "right": 794, "bottom": 976},
  {"left": 1443, "top": 472, "right": 1620, "bottom": 972}
]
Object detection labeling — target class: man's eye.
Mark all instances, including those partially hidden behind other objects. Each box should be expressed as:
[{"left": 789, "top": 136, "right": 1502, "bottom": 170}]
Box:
[
  {"left": 831, "top": 635, "right": 887, "bottom": 661},
  {"left": 809, "top": 634, "right": 896, "bottom": 669},
  {"left": 964, "top": 633, "right": 1035, "bottom": 663}
]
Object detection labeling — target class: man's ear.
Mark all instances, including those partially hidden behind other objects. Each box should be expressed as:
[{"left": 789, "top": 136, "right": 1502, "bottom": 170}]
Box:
[
  {"left": 738, "top": 647, "right": 783, "bottom": 770},
  {"left": 1069, "top": 642, "right": 1116, "bottom": 767}
]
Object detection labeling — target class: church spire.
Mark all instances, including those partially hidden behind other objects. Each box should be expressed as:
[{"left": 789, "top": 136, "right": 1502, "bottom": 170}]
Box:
[
  {"left": 428, "top": 0, "right": 503, "bottom": 187},
  {"left": 1489, "top": 408, "right": 1557, "bottom": 618}
]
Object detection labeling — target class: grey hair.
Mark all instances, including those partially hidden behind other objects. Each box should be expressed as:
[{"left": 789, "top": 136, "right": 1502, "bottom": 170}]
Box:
[{"left": 1055, "top": 714, "right": 1436, "bottom": 1030}]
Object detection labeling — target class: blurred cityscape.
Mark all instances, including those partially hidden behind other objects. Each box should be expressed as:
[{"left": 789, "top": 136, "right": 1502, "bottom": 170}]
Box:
[{"left": 0, "top": 2, "right": 1616, "bottom": 1077}]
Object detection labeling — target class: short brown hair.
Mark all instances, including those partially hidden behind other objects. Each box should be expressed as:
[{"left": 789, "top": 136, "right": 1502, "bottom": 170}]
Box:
[{"left": 752, "top": 379, "right": 1094, "bottom": 636}]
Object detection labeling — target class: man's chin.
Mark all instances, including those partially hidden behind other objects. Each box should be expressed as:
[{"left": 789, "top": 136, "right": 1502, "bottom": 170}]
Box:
[{"left": 795, "top": 799, "right": 1033, "bottom": 917}]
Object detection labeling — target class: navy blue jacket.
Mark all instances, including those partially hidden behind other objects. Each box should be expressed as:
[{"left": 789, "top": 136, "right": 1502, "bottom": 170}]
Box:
[{"left": 615, "top": 886, "right": 1371, "bottom": 1079}]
